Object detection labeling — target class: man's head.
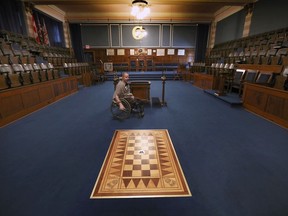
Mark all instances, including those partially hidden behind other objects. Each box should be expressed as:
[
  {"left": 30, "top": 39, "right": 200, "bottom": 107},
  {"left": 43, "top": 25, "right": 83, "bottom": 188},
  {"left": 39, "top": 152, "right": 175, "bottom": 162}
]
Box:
[{"left": 122, "top": 72, "right": 129, "bottom": 83}]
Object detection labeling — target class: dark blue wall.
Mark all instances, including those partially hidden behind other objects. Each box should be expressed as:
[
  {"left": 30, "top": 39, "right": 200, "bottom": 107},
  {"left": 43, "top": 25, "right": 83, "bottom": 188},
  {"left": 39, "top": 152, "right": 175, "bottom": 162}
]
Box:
[
  {"left": 250, "top": 0, "right": 288, "bottom": 36},
  {"left": 81, "top": 24, "right": 198, "bottom": 48},
  {"left": 215, "top": 9, "right": 246, "bottom": 45}
]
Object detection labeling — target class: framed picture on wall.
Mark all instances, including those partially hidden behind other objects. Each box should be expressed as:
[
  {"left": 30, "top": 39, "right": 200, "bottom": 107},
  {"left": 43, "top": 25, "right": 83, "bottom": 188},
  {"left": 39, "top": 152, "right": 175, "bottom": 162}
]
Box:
[
  {"left": 130, "top": 49, "right": 135, "bottom": 55},
  {"left": 104, "top": 62, "right": 113, "bottom": 72},
  {"left": 157, "top": 49, "right": 165, "bottom": 56},
  {"left": 177, "top": 49, "right": 185, "bottom": 56},
  {"left": 117, "top": 49, "right": 125, "bottom": 55},
  {"left": 167, "top": 49, "right": 175, "bottom": 55},
  {"left": 106, "top": 49, "right": 115, "bottom": 56},
  {"left": 147, "top": 49, "right": 152, "bottom": 55}
]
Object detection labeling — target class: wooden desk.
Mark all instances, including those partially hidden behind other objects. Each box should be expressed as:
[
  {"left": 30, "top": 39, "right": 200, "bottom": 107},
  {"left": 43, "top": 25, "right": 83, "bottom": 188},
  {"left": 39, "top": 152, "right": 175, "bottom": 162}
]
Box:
[{"left": 129, "top": 81, "right": 151, "bottom": 103}]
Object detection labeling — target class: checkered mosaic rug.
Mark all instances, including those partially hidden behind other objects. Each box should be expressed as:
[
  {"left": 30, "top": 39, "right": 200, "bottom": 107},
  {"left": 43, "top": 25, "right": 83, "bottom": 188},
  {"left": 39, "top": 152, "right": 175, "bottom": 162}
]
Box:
[{"left": 90, "top": 129, "right": 191, "bottom": 199}]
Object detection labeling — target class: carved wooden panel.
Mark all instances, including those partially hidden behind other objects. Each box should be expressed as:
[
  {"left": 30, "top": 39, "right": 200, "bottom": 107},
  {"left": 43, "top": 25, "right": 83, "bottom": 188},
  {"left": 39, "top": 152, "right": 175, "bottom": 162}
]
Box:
[
  {"left": 243, "top": 83, "right": 288, "bottom": 128},
  {"left": 193, "top": 73, "right": 215, "bottom": 90},
  {"left": 0, "top": 77, "right": 78, "bottom": 127},
  {"left": 0, "top": 94, "right": 23, "bottom": 118},
  {"left": 22, "top": 89, "right": 40, "bottom": 108}
]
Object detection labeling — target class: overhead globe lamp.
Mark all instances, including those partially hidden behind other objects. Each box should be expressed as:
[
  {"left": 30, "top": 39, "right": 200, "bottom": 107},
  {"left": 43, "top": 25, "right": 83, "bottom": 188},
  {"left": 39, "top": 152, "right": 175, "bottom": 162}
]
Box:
[{"left": 131, "top": 0, "right": 150, "bottom": 20}]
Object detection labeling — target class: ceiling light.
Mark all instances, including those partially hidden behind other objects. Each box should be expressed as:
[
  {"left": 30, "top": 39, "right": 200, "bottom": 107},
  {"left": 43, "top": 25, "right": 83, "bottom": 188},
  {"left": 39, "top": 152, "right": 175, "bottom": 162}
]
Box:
[{"left": 131, "top": 0, "right": 150, "bottom": 20}]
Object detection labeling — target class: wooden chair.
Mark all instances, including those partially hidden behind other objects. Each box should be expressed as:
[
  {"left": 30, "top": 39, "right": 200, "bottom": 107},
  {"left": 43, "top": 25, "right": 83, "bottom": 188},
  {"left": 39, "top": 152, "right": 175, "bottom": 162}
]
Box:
[
  {"left": 229, "top": 69, "right": 246, "bottom": 94},
  {"left": 32, "top": 63, "right": 43, "bottom": 83},
  {"left": 12, "top": 63, "right": 31, "bottom": 86},
  {"left": 261, "top": 48, "right": 277, "bottom": 65},
  {"left": 0, "top": 64, "right": 22, "bottom": 88},
  {"left": 130, "top": 60, "right": 136, "bottom": 71},
  {"left": 253, "top": 49, "right": 267, "bottom": 65},
  {"left": 0, "top": 49, "right": 9, "bottom": 64},
  {"left": 40, "top": 63, "right": 53, "bottom": 80},
  {"left": 270, "top": 48, "right": 288, "bottom": 65},
  {"left": 247, "top": 50, "right": 258, "bottom": 64},
  {"left": 146, "top": 59, "right": 153, "bottom": 71},
  {"left": 0, "top": 64, "right": 10, "bottom": 90},
  {"left": 139, "top": 59, "right": 145, "bottom": 71},
  {"left": 47, "top": 63, "right": 60, "bottom": 79},
  {"left": 255, "top": 72, "right": 274, "bottom": 87},
  {"left": 22, "top": 63, "right": 38, "bottom": 84},
  {"left": 238, "top": 69, "right": 259, "bottom": 96}
]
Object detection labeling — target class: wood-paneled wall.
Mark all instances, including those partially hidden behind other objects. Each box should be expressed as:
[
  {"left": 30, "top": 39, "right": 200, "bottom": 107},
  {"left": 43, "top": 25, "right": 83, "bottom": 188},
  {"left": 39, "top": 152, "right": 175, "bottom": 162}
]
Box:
[
  {"left": 84, "top": 48, "right": 195, "bottom": 71},
  {"left": 243, "top": 83, "right": 288, "bottom": 128}
]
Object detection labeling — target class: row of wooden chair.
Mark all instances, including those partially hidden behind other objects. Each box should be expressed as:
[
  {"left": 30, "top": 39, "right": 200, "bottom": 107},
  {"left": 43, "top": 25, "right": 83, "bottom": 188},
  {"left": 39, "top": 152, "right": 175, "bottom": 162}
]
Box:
[
  {"left": 208, "top": 27, "right": 288, "bottom": 66},
  {"left": 1, "top": 38, "right": 77, "bottom": 67},
  {"left": 205, "top": 63, "right": 235, "bottom": 76},
  {"left": 0, "top": 62, "right": 60, "bottom": 90},
  {"left": 63, "top": 62, "right": 91, "bottom": 76},
  {"left": 227, "top": 69, "right": 276, "bottom": 95},
  {"left": 0, "top": 29, "right": 73, "bottom": 60}
]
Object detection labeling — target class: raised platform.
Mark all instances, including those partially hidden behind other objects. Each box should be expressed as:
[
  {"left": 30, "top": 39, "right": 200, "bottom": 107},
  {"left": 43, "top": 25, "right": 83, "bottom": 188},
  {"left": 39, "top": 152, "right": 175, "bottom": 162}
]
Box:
[
  {"left": 105, "top": 71, "right": 179, "bottom": 81},
  {"left": 204, "top": 89, "right": 243, "bottom": 106}
]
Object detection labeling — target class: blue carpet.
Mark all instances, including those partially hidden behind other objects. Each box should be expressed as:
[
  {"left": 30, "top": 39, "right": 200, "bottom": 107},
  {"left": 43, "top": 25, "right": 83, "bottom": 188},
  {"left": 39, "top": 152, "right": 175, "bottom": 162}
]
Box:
[
  {"left": 203, "top": 89, "right": 243, "bottom": 106},
  {"left": 0, "top": 81, "right": 288, "bottom": 216}
]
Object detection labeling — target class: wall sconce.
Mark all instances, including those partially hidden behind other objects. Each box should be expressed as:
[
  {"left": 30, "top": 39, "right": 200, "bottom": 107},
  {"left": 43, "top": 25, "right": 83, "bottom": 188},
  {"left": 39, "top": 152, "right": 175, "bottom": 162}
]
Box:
[
  {"left": 131, "top": 0, "right": 150, "bottom": 20},
  {"left": 132, "top": 26, "right": 147, "bottom": 40}
]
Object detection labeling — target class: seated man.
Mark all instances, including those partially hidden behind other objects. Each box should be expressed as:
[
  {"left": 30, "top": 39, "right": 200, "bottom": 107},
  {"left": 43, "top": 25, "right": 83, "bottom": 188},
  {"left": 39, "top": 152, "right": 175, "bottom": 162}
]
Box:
[{"left": 113, "top": 72, "right": 144, "bottom": 117}]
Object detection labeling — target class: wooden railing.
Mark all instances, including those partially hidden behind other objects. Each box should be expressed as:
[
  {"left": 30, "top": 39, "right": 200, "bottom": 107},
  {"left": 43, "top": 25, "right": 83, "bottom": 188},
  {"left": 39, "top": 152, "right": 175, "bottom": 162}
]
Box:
[
  {"left": 0, "top": 77, "right": 78, "bottom": 127},
  {"left": 242, "top": 83, "right": 288, "bottom": 128}
]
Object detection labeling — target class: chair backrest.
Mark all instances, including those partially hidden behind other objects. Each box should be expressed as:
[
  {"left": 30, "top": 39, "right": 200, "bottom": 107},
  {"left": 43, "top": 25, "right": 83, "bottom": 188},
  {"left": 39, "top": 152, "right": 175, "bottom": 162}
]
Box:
[
  {"left": 147, "top": 60, "right": 153, "bottom": 66},
  {"left": 244, "top": 69, "right": 258, "bottom": 82},
  {"left": 255, "top": 72, "right": 273, "bottom": 85},
  {"left": 282, "top": 66, "right": 288, "bottom": 77},
  {"left": 130, "top": 60, "right": 136, "bottom": 67},
  {"left": 277, "top": 48, "right": 288, "bottom": 56},
  {"left": 32, "top": 63, "right": 41, "bottom": 70},
  {"left": 47, "top": 62, "right": 54, "bottom": 69},
  {"left": 40, "top": 62, "right": 48, "bottom": 70},
  {"left": 0, "top": 64, "right": 13, "bottom": 74},
  {"left": 233, "top": 69, "right": 246, "bottom": 83},
  {"left": 251, "top": 50, "right": 258, "bottom": 57},
  {"left": 139, "top": 60, "right": 144, "bottom": 68},
  {"left": 244, "top": 50, "right": 251, "bottom": 57},
  {"left": 12, "top": 63, "right": 24, "bottom": 73},
  {"left": 22, "top": 63, "right": 34, "bottom": 72}
]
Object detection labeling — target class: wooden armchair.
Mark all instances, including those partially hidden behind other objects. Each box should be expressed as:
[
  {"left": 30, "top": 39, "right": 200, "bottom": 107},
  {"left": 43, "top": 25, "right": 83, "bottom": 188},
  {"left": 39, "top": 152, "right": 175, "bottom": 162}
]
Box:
[
  {"left": 0, "top": 64, "right": 10, "bottom": 90},
  {"left": 0, "top": 64, "right": 22, "bottom": 88},
  {"left": 229, "top": 69, "right": 246, "bottom": 94},
  {"left": 238, "top": 69, "right": 259, "bottom": 96},
  {"left": 12, "top": 63, "right": 31, "bottom": 86}
]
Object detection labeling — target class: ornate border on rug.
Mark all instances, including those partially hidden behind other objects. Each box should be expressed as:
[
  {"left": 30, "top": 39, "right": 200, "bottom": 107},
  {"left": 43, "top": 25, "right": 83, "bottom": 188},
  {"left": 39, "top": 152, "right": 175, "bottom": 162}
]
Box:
[{"left": 90, "top": 129, "right": 191, "bottom": 199}]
